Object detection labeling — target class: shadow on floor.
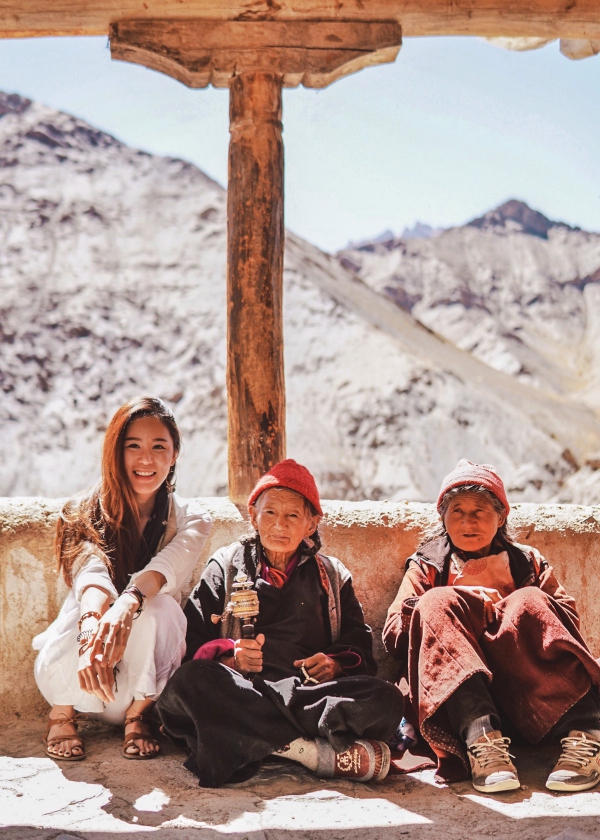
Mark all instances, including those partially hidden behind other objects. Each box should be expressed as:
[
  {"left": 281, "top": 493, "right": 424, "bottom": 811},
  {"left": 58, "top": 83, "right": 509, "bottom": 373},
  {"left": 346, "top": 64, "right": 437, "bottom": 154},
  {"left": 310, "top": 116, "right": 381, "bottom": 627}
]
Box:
[{"left": 2, "top": 719, "right": 600, "bottom": 840}]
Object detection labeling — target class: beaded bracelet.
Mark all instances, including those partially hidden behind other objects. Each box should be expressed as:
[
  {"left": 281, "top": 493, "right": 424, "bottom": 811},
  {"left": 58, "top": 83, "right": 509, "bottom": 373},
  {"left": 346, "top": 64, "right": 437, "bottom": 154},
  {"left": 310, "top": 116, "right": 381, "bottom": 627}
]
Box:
[
  {"left": 122, "top": 585, "right": 146, "bottom": 618},
  {"left": 78, "top": 611, "right": 101, "bottom": 631},
  {"left": 300, "top": 664, "right": 319, "bottom": 686}
]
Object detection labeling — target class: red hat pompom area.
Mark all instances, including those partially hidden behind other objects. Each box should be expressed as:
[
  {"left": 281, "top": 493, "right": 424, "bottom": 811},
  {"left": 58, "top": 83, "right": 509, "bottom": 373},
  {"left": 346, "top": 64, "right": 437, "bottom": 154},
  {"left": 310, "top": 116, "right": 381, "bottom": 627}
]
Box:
[
  {"left": 436, "top": 459, "right": 510, "bottom": 516},
  {"left": 247, "top": 459, "right": 323, "bottom": 516}
]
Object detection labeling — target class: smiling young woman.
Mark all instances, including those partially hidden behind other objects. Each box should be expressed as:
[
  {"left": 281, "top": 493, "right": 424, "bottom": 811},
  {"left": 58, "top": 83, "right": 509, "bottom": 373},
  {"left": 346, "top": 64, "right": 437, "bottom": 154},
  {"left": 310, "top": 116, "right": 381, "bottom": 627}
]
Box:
[{"left": 32, "top": 395, "right": 212, "bottom": 762}]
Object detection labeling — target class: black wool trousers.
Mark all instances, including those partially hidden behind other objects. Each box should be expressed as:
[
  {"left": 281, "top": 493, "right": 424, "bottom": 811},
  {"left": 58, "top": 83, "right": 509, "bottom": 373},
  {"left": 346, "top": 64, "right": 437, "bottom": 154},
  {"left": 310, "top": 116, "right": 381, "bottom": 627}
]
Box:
[{"left": 157, "top": 659, "right": 404, "bottom": 787}]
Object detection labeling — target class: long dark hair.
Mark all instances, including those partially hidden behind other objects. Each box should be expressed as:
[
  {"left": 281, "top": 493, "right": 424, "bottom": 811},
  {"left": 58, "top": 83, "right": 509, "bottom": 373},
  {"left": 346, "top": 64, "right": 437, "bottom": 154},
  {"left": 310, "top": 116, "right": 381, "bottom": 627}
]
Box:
[{"left": 56, "top": 395, "right": 180, "bottom": 591}]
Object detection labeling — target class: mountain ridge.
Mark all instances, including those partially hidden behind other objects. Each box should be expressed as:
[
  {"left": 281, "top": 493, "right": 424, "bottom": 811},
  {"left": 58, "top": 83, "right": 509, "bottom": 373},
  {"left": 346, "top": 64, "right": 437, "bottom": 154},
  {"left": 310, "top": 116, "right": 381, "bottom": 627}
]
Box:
[
  {"left": 467, "top": 198, "right": 579, "bottom": 239},
  {"left": 1, "top": 91, "right": 599, "bottom": 503}
]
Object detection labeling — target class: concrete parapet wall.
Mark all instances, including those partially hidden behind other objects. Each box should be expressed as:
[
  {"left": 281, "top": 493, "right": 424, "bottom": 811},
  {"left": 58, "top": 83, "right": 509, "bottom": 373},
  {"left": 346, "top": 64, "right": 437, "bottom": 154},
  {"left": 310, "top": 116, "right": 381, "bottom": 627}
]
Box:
[{"left": 1, "top": 497, "right": 599, "bottom": 722}]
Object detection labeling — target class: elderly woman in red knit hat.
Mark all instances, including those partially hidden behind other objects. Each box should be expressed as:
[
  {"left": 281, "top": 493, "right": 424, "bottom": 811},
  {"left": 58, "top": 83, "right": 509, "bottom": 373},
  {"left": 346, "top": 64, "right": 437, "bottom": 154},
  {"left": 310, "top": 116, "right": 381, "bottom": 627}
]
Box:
[
  {"left": 384, "top": 459, "right": 600, "bottom": 795},
  {"left": 157, "top": 459, "right": 403, "bottom": 787}
]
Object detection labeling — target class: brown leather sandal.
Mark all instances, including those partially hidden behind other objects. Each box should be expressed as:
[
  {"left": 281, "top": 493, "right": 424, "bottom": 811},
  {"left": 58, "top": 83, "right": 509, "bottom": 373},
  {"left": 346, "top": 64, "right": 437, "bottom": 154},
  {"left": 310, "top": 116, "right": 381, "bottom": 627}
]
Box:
[
  {"left": 43, "top": 713, "right": 88, "bottom": 762},
  {"left": 122, "top": 714, "right": 160, "bottom": 760}
]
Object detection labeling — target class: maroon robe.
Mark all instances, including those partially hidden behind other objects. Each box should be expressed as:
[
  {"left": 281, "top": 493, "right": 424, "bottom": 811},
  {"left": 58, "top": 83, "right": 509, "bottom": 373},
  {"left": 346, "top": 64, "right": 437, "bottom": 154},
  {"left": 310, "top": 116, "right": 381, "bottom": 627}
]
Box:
[{"left": 383, "top": 536, "right": 600, "bottom": 781}]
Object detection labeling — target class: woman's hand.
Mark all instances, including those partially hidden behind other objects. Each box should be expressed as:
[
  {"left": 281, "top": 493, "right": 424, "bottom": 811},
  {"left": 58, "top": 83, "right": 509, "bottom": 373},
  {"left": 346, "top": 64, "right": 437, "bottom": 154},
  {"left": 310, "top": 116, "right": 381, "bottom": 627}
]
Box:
[
  {"left": 293, "top": 652, "right": 343, "bottom": 684},
  {"left": 233, "top": 633, "right": 265, "bottom": 675},
  {"left": 454, "top": 585, "right": 502, "bottom": 625},
  {"left": 77, "top": 594, "right": 139, "bottom": 701},
  {"left": 77, "top": 639, "right": 116, "bottom": 703},
  {"left": 94, "top": 594, "right": 139, "bottom": 667}
]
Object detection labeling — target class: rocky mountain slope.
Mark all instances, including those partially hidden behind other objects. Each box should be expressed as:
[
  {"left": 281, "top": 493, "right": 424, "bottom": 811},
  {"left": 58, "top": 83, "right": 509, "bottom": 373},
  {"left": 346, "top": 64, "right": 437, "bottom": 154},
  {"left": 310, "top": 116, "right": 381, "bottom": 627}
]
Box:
[
  {"left": 1, "top": 92, "right": 599, "bottom": 503},
  {"left": 338, "top": 201, "right": 600, "bottom": 404},
  {"left": 338, "top": 200, "right": 600, "bottom": 502}
]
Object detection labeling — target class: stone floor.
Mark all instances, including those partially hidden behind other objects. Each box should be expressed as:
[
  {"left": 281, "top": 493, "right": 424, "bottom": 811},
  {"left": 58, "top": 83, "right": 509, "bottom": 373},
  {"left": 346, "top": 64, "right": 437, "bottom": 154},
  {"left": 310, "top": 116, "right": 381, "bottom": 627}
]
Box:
[{"left": 2, "top": 719, "right": 600, "bottom": 840}]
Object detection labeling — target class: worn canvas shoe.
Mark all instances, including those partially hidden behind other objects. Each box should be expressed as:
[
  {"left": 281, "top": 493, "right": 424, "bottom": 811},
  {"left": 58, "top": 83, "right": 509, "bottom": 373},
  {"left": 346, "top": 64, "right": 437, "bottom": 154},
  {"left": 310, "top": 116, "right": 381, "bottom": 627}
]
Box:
[
  {"left": 467, "top": 730, "right": 520, "bottom": 793},
  {"left": 546, "top": 730, "right": 600, "bottom": 792},
  {"left": 316, "top": 738, "right": 391, "bottom": 782}
]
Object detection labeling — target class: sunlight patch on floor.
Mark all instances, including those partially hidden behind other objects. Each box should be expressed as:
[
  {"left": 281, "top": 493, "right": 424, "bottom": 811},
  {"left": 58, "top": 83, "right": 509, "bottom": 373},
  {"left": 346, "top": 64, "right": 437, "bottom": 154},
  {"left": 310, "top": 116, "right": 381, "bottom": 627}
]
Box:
[
  {"left": 463, "top": 790, "right": 600, "bottom": 819},
  {"left": 0, "top": 757, "right": 151, "bottom": 832},
  {"left": 134, "top": 788, "right": 171, "bottom": 812},
  {"left": 162, "top": 789, "right": 431, "bottom": 832}
]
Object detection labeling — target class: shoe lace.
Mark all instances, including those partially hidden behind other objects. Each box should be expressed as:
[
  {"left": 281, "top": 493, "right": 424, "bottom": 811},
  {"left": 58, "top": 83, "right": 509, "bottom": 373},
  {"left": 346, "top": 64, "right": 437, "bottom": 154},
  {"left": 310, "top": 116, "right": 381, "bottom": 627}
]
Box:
[
  {"left": 468, "top": 734, "right": 514, "bottom": 769},
  {"left": 558, "top": 734, "right": 600, "bottom": 769}
]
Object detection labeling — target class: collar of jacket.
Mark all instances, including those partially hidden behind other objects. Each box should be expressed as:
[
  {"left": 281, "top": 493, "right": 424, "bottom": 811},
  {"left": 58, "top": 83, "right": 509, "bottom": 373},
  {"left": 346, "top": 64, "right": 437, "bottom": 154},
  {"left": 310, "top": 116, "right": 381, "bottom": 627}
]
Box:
[
  {"left": 221, "top": 540, "right": 344, "bottom": 644},
  {"left": 241, "top": 538, "right": 316, "bottom": 580},
  {"left": 413, "top": 534, "right": 536, "bottom": 588}
]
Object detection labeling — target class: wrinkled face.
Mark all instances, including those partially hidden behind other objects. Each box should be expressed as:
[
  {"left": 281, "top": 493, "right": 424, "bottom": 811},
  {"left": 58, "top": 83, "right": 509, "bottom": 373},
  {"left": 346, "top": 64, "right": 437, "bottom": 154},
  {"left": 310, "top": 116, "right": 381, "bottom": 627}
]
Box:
[
  {"left": 249, "top": 487, "right": 320, "bottom": 559},
  {"left": 123, "top": 416, "right": 176, "bottom": 506},
  {"left": 443, "top": 491, "right": 506, "bottom": 557}
]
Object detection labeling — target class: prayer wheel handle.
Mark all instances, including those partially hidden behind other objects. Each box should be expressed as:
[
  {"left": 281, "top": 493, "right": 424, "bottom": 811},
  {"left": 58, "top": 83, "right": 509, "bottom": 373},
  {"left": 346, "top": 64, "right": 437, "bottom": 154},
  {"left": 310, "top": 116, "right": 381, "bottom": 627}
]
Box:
[
  {"left": 227, "top": 572, "right": 259, "bottom": 642},
  {"left": 241, "top": 622, "right": 256, "bottom": 641}
]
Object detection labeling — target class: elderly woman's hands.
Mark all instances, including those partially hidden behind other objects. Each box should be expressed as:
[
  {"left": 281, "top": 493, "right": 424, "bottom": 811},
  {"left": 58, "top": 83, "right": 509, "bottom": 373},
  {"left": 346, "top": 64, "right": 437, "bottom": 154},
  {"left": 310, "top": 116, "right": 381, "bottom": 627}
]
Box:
[
  {"left": 229, "top": 639, "right": 343, "bottom": 684},
  {"left": 294, "top": 652, "right": 343, "bottom": 684},
  {"left": 233, "top": 633, "right": 265, "bottom": 674}
]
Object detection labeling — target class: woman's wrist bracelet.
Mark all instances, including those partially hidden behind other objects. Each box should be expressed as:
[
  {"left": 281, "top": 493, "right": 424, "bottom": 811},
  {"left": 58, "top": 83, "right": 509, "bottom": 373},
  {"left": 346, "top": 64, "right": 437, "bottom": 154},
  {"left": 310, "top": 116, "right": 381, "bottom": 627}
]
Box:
[
  {"left": 78, "top": 611, "right": 101, "bottom": 631},
  {"left": 121, "top": 585, "right": 146, "bottom": 617}
]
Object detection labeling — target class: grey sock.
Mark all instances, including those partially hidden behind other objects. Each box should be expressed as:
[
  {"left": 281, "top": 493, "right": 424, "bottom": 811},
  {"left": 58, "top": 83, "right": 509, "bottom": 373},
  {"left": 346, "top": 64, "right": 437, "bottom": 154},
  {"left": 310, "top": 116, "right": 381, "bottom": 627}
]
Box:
[{"left": 465, "top": 715, "right": 496, "bottom": 747}]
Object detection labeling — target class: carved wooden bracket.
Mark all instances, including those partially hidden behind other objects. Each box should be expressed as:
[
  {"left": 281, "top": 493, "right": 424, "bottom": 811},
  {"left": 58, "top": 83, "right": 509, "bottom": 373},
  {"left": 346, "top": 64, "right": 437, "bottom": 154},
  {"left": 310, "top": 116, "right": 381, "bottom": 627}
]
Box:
[{"left": 109, "top": 19, "right": 402, "bottom": 88}]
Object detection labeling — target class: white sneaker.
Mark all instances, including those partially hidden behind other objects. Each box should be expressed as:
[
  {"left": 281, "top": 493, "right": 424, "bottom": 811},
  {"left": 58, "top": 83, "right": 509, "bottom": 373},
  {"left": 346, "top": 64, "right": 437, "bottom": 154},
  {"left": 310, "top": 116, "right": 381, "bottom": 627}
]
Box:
[
  {"left": 546, "top": 730, "right": 600, "bottom": 792},
  {"left": 467, "top": 730, "right": 520, "bottom": 793}
]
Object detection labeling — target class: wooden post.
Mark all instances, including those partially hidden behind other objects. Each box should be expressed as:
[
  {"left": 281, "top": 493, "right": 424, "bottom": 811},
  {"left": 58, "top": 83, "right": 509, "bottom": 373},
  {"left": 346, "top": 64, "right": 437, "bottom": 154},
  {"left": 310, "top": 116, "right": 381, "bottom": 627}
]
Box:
[
  {"left": 227, "top": 71, "right": 286, "bottom": 504},
  {"left": 108, "top": 21, "right": 400, "bottom": 503}
]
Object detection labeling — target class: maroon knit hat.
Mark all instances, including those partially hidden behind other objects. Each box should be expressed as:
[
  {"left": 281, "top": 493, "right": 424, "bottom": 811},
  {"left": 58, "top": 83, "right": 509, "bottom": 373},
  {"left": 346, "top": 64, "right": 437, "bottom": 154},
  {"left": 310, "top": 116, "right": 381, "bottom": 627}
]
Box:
[
  {"left": 247, "top": 459, "right": 323, "bottom": 516},
  {"left": 436, "top": 459, "right": 510, "bottom": 516}
]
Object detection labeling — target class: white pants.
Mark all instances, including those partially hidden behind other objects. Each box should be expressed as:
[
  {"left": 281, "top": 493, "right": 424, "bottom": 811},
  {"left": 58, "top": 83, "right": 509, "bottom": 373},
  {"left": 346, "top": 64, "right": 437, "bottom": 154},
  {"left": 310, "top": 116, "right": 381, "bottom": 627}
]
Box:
[{"left": 34, "top": 594, "right": 186, "bottom": 724}]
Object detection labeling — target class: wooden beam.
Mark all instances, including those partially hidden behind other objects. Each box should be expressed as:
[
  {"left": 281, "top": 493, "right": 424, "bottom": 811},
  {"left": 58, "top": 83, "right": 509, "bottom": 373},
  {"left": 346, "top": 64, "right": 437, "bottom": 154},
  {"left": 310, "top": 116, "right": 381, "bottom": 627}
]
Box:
[
  {"left": 560, "top": 37, "right": 600, "bottom": 57},
  {"left": 227, "top": 71, "right": 285, "bottom": 504},
  {"left": 110, "top": 20, "right": 401, "bottom": 88},
  {"left": 1, "top": 1, "right": 600, "bottom": 41}
]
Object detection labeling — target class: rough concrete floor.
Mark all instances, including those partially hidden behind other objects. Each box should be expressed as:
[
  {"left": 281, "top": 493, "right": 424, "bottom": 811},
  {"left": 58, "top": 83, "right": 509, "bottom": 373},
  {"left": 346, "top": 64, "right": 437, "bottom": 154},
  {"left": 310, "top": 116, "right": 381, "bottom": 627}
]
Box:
[{"left": 2, "top": 719, "right": 600, "bottom": 840}]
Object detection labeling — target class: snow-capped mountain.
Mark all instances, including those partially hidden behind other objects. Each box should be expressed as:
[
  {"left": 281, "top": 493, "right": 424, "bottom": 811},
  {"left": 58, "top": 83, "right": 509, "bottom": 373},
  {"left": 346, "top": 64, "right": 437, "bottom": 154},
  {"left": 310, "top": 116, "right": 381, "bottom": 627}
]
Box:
[{"left": 1, "top": 91, "right": 599, "bottom": 503}]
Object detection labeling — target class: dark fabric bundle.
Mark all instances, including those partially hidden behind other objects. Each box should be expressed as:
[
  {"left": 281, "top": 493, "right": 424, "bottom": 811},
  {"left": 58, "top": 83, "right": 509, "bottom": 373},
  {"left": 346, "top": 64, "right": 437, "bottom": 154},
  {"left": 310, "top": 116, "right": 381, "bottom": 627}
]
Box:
[{"left": 158, "top": 661, "right": 403, "bottom": 787}]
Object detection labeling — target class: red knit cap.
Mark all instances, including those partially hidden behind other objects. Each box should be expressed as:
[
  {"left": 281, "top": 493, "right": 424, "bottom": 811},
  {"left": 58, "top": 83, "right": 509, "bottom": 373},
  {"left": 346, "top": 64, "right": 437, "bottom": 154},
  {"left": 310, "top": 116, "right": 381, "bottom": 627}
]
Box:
[
  {"left": 437, "top": 459, "right": 510, "bottom": 516},
  {"left": 247, "top": 459, "right": 323, "bottom": 516}
]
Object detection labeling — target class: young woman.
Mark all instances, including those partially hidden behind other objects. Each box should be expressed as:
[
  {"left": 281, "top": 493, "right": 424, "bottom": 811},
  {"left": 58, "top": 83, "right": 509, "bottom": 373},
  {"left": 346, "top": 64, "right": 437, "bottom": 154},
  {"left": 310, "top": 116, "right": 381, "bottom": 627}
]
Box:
[
  {"left": 384, "top": 459, "right": 600, "bottom": 794},
  {"left": 158, "top": 459, "right": 403, "bottom": 787},
  {"left": 33, "top": 395, "right": 212, "bottom": 761}
]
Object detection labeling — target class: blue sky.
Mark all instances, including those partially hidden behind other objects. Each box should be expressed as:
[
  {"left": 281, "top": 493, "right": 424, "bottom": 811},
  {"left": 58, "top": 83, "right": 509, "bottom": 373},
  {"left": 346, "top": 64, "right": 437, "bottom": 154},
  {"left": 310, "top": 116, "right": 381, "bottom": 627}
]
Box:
[{"left": 0, "top": 34, "right": 597, "bottom": 251}]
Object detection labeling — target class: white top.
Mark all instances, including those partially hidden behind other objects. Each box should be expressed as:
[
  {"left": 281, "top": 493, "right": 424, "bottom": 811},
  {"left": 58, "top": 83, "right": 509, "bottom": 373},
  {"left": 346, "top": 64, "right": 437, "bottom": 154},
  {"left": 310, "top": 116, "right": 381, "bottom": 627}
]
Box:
[{"left": 33, "top": 493, "right": 212, "bottom": 652}]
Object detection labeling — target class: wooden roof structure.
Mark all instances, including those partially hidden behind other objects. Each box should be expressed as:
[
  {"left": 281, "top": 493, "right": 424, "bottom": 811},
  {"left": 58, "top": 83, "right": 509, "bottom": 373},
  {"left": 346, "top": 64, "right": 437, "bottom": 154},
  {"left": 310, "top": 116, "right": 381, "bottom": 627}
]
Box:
[
  {"left": 1, "top": 1, "right": 600, "bottom": 40},
  {"left": 4, "top": 1, "right": 599, "bottom": 501}
]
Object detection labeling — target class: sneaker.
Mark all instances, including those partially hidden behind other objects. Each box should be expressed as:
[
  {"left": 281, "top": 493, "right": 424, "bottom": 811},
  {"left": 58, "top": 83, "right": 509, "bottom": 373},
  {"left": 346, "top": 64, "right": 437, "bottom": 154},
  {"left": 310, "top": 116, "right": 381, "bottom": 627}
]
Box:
[
  {"left": 467, "top": 730, "right": 520, "bottom": 793},
  {"left": 546, "top": 730, "right": 600, "bottom": 792},
  {"left": 315, "top": 738, "right": 391, "bottom": 782}
]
